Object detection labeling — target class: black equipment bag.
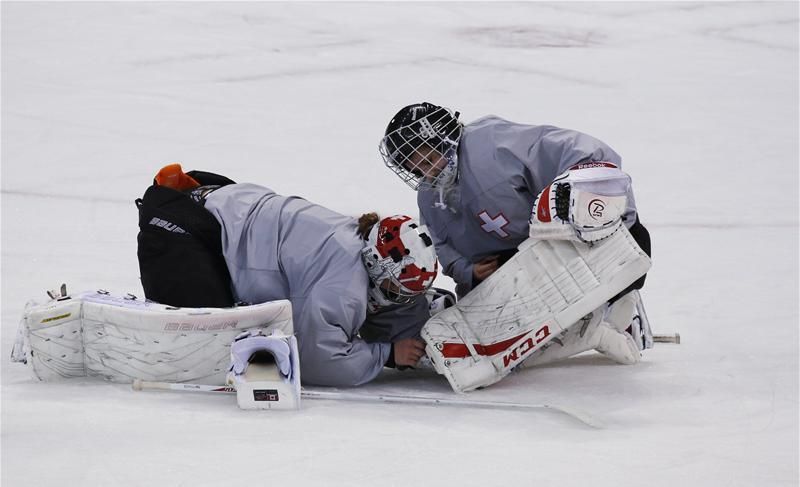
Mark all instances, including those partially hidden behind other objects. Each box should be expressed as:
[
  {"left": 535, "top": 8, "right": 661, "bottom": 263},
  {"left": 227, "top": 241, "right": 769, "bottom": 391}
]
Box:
[{"left": 135, "top": 170, "right": 237, "bottom": 308}]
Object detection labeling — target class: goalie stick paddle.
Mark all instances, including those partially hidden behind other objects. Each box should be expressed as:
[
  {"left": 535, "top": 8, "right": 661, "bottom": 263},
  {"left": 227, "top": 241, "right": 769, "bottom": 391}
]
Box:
[{"left": 132, "top": 379, "right": 603, "bottom": 428}]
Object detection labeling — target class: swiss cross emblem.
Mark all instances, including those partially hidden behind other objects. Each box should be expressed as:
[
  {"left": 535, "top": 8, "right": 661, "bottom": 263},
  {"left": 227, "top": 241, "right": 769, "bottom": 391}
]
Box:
[{"left": 478, "top": 211, "right": 510, "bottom": 238}]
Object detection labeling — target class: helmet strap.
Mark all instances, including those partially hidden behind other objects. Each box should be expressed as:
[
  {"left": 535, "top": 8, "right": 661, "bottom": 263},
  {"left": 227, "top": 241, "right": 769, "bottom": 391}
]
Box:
[{"left": 433, "top": 153, "right": 459, "bottom": 211}]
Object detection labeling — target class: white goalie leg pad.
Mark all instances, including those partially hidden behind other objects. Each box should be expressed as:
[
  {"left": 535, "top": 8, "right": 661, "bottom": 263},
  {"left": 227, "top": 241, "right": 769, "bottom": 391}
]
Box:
[
  {"left": 14, "top": 297, "right": 86, "bottom": 380},
  {"left": 421, "top": 224, "right": 651, "bottom": 392},
  {"left": 226, "top": 330, "right": 301, "bottom": 410},
  {"left": 625, "top": 290, "right": 654, "bottom": 351},
  {"left": 521, "top": 305, "right": 640, "bottom": 368},
  {"left": 81, "top": 292, "right": 293, "bottom": 384},
  {"left": 14, "top": 289, "right": 294, "bottom": 385},
  {"left": 521, "top": 308, "right": 604, "bottom": 367}
]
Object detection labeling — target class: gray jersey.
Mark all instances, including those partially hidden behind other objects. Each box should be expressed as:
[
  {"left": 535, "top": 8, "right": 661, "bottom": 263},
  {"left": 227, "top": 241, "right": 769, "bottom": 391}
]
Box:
[
  {"left": 419, "top": 116, "right": 634, "bottom": 293},
  {"left": 204, "top": 183, "right": 429, "bottom": 387}
]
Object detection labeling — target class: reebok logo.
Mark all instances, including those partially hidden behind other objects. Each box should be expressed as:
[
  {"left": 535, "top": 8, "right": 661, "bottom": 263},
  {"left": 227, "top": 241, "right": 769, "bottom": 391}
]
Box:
[
  {"left": 149, "top": 217, "right": 189, "bottom": 234},
  {"left": 569, "top": 161, "right": 618, "bottom": 171}
]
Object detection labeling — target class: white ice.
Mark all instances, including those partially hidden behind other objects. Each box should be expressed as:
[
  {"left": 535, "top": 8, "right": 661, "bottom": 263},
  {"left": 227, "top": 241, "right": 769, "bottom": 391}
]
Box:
[{"left": 2, "top": 2, "right": 798, "bottom": 486}]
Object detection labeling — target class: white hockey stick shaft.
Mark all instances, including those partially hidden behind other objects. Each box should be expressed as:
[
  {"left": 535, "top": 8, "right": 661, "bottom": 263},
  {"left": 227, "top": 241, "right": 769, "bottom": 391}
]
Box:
[
  {"left": 132, "top": 380, "right": 235, "bottom": 393},
  {"left": 302, "top": 389, "right": 602, "bottom": 428},
  {"left": 132, "top": 379, "right": 602, "bottom": 428}
]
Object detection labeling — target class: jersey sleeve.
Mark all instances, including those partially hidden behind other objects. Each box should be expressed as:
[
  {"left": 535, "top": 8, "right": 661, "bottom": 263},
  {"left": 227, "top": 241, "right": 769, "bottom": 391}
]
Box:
[
  {"left": 360, "top": 295, "right": 431, "bottom": 343},
  {"left": 434, "top": 239, "right": 473, "bottom": 288},
  {"left": 495, "top": 124, "right": 622, "bottom": 189},
  {"left": 492, "top": 121, "right": 635, "bottom": 223},
  {"left": 418, "top": 203, "right": 473, "bottom": 288},
  {"left": 530, "top": 126, "right": 637, "bottom": 224},
  {"left": 293, "top": 289, "right": 391, "bottom": 387}
]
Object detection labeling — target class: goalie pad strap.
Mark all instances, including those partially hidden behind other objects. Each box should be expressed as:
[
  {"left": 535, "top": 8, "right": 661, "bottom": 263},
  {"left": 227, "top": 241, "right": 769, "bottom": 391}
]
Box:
[{"left": 439, "top": 330, "right": 538, "bottom": 359}]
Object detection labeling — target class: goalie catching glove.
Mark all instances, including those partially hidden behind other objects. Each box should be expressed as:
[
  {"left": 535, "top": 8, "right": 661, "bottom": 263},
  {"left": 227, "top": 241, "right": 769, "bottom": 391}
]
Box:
[{"left": 530, "top": 161, "right": 631, "bottom": 243}]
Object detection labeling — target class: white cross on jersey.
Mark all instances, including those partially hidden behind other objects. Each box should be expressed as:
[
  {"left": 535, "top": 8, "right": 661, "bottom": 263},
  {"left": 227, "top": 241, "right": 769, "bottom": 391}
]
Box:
[{"left": 478, "top": 211, "right": 510, "bottom": 238}]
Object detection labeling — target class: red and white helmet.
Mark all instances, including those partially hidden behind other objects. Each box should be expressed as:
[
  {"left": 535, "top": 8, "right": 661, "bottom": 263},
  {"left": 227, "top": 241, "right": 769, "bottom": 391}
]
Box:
[{"left": 360, "top": 215, "right": 438, "bottom": 305}]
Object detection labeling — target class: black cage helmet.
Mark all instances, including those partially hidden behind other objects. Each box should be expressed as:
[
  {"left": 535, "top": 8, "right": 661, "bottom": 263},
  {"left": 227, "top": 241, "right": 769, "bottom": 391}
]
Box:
[{"left": 379, "top": 102, "right": 463, "bottom": 190}]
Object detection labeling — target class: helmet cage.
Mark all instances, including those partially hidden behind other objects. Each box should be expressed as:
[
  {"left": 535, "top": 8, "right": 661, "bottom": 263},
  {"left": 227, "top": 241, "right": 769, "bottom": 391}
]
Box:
[{"left": 379, "top": 105, "right": 463, "bottom": 191}]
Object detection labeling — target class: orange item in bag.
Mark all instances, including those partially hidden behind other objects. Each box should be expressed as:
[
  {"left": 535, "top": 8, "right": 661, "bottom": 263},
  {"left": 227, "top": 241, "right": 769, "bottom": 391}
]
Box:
[{"left": 154, "top": 163, "right": 201, "bottom": 191}]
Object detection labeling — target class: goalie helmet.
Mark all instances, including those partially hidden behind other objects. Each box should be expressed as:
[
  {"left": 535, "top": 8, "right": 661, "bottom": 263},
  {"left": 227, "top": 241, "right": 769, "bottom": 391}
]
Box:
[
  {"left": 379, "top": 102, "right": 463, "bottom": 191},
  {"left": 360, "top": 215, "right": 438, "bottom": 306}
]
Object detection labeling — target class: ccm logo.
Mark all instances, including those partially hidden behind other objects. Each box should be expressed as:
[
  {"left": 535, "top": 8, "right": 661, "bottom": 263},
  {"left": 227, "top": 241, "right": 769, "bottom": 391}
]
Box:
[{"left": 502, "top": 325, "right": 551, "bottom": 367}]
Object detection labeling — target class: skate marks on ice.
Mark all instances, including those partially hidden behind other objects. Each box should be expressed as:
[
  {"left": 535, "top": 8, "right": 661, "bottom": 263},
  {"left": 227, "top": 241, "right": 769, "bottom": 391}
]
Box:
[
  {"left": 697, "top": 17, "right": 799, "bottom": 52},
  {"left": 457, "top": 25, "right": 604, "bottom": 50},
  {"left": 214, "top": 56, "right": 450, "bottom": 84}
]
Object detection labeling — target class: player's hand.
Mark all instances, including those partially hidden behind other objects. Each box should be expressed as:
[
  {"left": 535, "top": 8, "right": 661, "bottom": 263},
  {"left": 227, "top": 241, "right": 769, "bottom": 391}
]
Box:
[
  {"left": 393, "top": 337, "right": 426, "bottom": 367},
  {"left": 473, "top": 255, "right": 499, "bottom": 281}
]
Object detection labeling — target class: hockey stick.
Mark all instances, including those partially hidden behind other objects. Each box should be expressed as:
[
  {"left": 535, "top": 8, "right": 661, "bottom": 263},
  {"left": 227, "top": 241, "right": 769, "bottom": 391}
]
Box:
[
  {"left": 132, "top": 379, "right": 603, "bottom": 428},
  {"left": 132, "top": 380, "right": 236, "bottom": 393},
  {"left": 653, "top": 333, "right": 681, "bottom": 344}
]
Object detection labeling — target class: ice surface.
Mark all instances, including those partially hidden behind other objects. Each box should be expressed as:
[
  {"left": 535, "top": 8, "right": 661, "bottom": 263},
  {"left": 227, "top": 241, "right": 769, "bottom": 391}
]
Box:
[{"left": 2, "top": 2, "right": 797, "bottom": 486}]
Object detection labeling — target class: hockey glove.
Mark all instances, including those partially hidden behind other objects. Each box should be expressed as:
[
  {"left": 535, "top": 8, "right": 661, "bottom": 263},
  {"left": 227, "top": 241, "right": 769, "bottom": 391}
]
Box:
[{"left": 530, "top": 162, "right": 630, "bottom": 244}]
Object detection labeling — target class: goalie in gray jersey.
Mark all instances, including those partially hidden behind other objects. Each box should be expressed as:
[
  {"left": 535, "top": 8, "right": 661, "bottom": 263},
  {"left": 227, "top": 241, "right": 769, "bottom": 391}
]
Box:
[
  {"left": 203, "top": 183, "right": 438, "bottom": 387},
  {"left": 380, "top": 103, "right": 654, "bottom": 372},
  {"left": 379, "top": 102, "right": 651, "bottom": 298}
]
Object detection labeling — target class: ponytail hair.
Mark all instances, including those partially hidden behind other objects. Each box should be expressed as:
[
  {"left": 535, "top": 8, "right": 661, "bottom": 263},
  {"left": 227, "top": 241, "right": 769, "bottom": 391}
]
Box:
[{"left": 357, "top": 212, "right": 380, "bottom": 240}]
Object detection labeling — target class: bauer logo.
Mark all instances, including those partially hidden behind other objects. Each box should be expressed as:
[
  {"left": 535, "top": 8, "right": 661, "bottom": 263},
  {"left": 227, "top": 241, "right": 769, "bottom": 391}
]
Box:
[
  {"left": 163, "top": 321, "right": 238, "bottom": 332},
  {"left": 148, "top": 217, "right": 189, "bottom": 234},
  {"left": 502, "top": 324, "right": 551, "bottom": 367}
]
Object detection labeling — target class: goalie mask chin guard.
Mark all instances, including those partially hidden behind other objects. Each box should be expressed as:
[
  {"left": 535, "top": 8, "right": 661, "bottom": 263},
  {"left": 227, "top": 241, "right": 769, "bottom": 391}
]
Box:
[
  {"left": 361, "top": 215, "right": 438, "bottom": 305},
  {"left": 379, "top": 102, "right": 463, "bottom": 191}
]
